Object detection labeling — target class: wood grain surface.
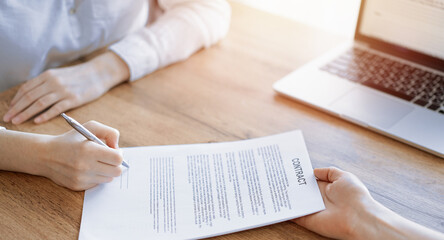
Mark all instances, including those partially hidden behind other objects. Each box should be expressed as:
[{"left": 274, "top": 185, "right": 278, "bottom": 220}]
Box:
[{"left": 0, "top": 2, "right": 443, "bottom": 239}]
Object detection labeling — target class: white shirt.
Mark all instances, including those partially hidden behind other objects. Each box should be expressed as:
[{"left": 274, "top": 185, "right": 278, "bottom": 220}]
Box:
[{"left": 0, "top": 0, "right": 230, "bottom": 92}]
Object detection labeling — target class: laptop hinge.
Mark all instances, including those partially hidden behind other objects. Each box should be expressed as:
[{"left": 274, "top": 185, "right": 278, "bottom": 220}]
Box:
[{"left": 353, "top": 41, "right": 371, "bottom": 49}]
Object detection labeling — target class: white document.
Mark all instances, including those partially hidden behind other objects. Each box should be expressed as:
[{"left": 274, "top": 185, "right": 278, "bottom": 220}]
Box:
[{"left": 79, "top": 130, "right": 325, "bottom": 240}]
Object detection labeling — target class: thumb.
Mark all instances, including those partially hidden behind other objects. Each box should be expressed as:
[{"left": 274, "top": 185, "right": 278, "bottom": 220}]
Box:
[
  {"left": 82, "top": 120, "right": 120, "bottom": 149},
  {"left": 314, "top": 167, "right": 345, "bottom": 183}
]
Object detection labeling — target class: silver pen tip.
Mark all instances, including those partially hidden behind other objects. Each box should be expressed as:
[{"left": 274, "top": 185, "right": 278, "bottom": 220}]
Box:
[
  {"left": 122, "top": 161, "right": 130, "bottom": 168},
  {"left": 61, "top": 113, "right": 68, "bottom": 120}
]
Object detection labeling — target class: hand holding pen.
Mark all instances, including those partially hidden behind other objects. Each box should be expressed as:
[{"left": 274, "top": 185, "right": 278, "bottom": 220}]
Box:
[
  {"left": 28, "top": 117, "right": 127, "bottom": 191},
  {"left": 61, "top": 113, "right": 129, "bottom": 168}
]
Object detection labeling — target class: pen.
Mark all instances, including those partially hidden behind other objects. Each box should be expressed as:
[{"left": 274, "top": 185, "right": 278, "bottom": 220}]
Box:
[{"left": 61, "top": 113, "right": 129, "bottom": 168}]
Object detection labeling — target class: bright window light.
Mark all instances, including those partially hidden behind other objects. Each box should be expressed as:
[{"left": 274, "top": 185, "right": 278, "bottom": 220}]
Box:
[{"left": 233, "top": 0, "right": 361, "bottom": 38}]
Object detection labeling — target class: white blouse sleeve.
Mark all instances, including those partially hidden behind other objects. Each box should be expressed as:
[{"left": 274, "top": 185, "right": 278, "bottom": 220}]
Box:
[{"left": 109, "top": 0, "right": 231, "bottom": 81}]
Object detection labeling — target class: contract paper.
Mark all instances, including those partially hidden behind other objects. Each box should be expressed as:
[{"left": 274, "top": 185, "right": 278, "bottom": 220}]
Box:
[{"left": 79, "top": 130, "right": 325, "bottom": 240}]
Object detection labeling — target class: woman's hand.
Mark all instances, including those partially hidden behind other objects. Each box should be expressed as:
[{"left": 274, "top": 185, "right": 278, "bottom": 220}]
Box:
[
  {"left": 42, "top": 121, "right": 124, "bottom": 191},
  {"left": 292, "top": 167, "right": 444, "bottom": 240},
  {"left": 3, "top": 51, "right": 129, "bottom": 125},
  {"left": 292, "top": 167, "right": 374, "bottom": 239}
]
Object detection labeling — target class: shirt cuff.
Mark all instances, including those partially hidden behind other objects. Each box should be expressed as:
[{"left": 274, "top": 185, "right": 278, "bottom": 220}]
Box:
[{"left": 109, "top": 30, "right": 160, "bottom": 82}]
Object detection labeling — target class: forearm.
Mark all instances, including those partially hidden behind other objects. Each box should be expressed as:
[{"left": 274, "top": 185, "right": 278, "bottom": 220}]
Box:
[
  {"left": 354, "top": 199, "right": 444, "bottom": 240},
  {"left": 110, "top": 0, "right": 231, "bottom": 81},
  {"left": 0, "top": 129, "right": 51, "bottom": 176}
]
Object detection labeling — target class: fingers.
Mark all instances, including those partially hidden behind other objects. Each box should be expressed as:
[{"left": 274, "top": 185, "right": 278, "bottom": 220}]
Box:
[
  {"left": 89, "top": 140, "right": 123, "bottom": 166},
  {"left": 85, "top": 139, "right": 123, "bottom": 167},
  {"left": 4, "top": 64, "right": 111, "bottom": 125},
  {"left": 45, "top": 124, "right": 123, "bottom": 191},
  {"left": 4, "top": 69, "right": 83, "bottom": 124},
  {"left": 92, "top": 175, "right": 114, "bottom": 184},
  {"left": 60, "top": 152, "right": 121, "bottom": 190},
  {"left": 4, "top": 82, "right": 52, "bottom": 123},
  {"left": 292, "top": 181, "right": 330, "bottom": 227},
  {"left": 317, "top": 180, "right": 329, "bottom": 199},
  {"left": 34, "top": 99, "right": 71, "bottom": 123},
  {"left": 67, "top": 176, "right": 112, "bottom": 191},
  {"left": 71, "top": 176, "right": 113, "bottom": 191},
  {"left": 98, "top": 149, "right": 124, "bottom": 166},
  {"left": 93, "top": 161, "right": 123, "bottom": 177},
  {"left": 10, "top": 93, "right": 60, "bottom": 125},
  {"left": 10, "top": 75, "right": 46, "bottom": 106},
  {"left": 83, "top": 121, "right": 120, "bottom": 148},
  {"left": 69, "top": 154, "right": 120, "bottom": 190},
  {"left": 292, "top": 213, "right": 310, "bottom": 226},
  {"left": 314, "top": 167, "right": 345, "bottom": 183}
]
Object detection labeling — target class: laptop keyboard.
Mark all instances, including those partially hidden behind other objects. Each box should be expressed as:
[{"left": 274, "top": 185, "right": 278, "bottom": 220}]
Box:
[{"left": 320, "top": 48, "right": 444, "bottom": 114}]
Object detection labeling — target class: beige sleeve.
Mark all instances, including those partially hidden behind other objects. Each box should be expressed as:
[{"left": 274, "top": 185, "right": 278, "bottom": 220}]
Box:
[{"left": 110, "top": 0, "right": 231, "bottom": 81}]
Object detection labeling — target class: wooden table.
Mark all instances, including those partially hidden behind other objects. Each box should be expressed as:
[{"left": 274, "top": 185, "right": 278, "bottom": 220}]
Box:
[{"left": 0, "top": 2, "right": 443, "bottom": 239}]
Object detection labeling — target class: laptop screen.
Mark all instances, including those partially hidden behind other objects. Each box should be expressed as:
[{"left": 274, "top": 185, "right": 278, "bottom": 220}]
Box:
[{"left": 355, "top": 0, "right": 444, "bottom": 70}]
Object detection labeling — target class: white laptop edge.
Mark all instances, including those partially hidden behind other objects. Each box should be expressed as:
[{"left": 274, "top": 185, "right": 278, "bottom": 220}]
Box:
[{"left": 273, "top": 41, "right": 444, "bottom": 158}]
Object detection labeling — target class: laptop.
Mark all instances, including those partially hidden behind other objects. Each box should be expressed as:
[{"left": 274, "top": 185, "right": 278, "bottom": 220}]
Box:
[{"left": 273, "top": 0, "right": 444, "bottom": 158}]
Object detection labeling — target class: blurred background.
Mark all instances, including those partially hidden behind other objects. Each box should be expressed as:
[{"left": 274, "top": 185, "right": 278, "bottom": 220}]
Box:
[{"left": 232, "top": 0, "right": 361, "bottom": 38}]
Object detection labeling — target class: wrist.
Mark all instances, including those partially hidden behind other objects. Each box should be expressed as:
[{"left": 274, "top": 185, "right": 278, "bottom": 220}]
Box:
[
  {"left": 19, "top": 133, "right": 55, "bottom": 177},
  {"left": 33, "top": 135, "right": 56, "bottom": 177},
  {"left": 351, "top": 197, "right": 409, "bottom": 240},
  {"left": 90, "top": 51, "right": 130, "bottom": 90},
  {"left": 348, "top": 197, "right": 387, "bottom": 240}
]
